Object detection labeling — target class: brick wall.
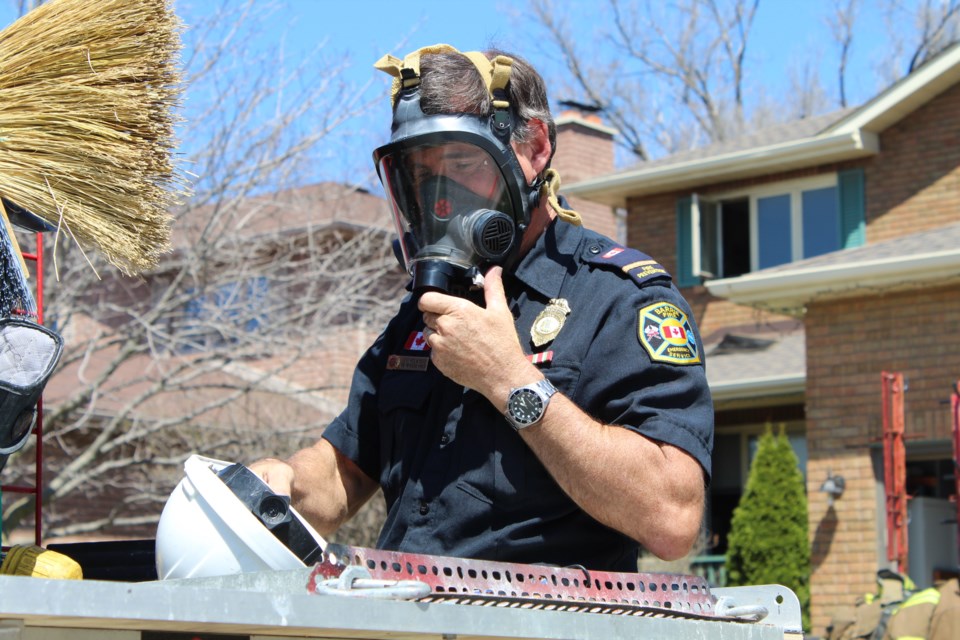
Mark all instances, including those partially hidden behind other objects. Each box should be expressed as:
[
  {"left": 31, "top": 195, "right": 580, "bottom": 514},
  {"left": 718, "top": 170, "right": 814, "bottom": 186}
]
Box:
[
  {"left": 552, "top": 115, "right": 620, "bottom": 240},
  {"left": 865, "top": 82, "right": 960, "bottom": 243},
  {"left": 804, "top": 283, "right": 960, "bottom": 634},
  {"left": 617, "top": 76, "right": 960, "bottom": 637}
]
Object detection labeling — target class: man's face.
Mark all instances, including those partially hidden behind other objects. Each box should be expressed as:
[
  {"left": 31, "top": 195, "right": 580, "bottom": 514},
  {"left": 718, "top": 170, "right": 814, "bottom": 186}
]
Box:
[{"left": 404, "top": 142, "right": 504, "bottom": 201}]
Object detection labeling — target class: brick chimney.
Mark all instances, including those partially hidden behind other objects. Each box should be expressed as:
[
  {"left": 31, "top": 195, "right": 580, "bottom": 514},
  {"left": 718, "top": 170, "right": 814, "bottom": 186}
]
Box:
[{"left": 550, "top": 106, "right": 619, "bottom": 240}]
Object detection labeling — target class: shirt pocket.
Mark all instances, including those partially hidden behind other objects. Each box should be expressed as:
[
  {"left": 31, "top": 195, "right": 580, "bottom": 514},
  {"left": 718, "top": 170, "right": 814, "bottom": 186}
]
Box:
[
  {"left": 455, "top": 363, "right": 582, "bottom": 511},
  {"left": 377, "top": 370, "right": 433, "bottom": 505}
]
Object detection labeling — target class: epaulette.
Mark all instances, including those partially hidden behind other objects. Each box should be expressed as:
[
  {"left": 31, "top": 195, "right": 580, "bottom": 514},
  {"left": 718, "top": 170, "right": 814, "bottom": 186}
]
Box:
[{"left": 584, "top": 244, "right": 672, "bottom": 287}]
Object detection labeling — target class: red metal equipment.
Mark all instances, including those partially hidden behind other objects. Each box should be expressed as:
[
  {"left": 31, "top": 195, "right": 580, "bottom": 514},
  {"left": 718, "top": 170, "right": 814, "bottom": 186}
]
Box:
[
  {"left": 881, "top": 371, "right": 908, "bottom": 574},
  {"left": 310, "top": 544, "right": 740, "bottom": 620},
  {"left": 0, "top": 232, "right": 45, "bottom": 546},
  {"left": 881, "top": 371, "right": 909, "bottom": 575},
  {"left": 952, "top": 379, "right": 960, "bottom": 562}
]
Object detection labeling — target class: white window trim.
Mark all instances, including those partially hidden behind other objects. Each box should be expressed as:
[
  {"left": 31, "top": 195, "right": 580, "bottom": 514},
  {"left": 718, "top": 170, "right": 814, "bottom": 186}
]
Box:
[
  {"left": 720, "top": 174, "right": 837, "bottom": 200},
  {"left": 692, "top": 193, "right": 703, "bottom": 278}
]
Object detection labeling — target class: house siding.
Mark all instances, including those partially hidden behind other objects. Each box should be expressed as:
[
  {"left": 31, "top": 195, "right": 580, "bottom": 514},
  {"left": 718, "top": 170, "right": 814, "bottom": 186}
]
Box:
[
  {"left": 804, "top": 283, "right": 960, "bottom": 633},
  {"left": 865, "top": 82, "right": 960, "bottom": 243},
  {"left": 621, "top": 70, "right": 960, "bottom": 638}
]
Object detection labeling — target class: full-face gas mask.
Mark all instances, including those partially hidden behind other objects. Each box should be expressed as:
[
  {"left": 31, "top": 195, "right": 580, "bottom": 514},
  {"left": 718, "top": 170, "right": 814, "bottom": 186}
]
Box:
[{"left": 372, "top": 46, "right": 541, "bottom": 295}]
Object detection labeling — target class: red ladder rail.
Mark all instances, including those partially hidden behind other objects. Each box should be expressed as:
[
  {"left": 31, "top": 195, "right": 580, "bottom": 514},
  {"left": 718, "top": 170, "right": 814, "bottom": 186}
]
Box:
[
  {"left": 881, "top": 371, "right": 908, "bottom": 575},
  {"left": 951, "top": 380, "right": 959, "bottom": 563}
]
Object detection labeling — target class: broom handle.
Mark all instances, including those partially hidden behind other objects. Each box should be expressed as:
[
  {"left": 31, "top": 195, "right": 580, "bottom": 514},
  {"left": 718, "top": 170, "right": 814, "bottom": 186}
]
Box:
[{"left": 0, "top": 201, "right": 29, "bottom": 280}]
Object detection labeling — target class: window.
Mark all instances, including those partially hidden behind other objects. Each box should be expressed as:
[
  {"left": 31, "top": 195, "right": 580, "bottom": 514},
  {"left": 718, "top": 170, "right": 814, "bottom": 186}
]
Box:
[
  {"left": 180, "top": 277, "right": 270, "bottom": 351},
  {"left": 676, "top": 168, "right": 865, "bottom": 286}
]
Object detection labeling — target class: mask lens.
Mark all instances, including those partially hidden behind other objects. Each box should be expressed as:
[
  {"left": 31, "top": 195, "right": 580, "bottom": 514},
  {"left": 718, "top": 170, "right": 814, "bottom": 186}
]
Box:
[{"left": 377, "top": 141, "right": 514, "bottom": 272}]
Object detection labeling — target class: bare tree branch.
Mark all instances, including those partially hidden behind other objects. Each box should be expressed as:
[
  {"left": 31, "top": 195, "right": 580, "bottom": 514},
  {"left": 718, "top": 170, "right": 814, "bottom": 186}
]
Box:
[
  {"left": 828, "top": 0, "right": 859, "bottom": 108},
  {"left": 528, "top": 0, "right": 959, "bottom": 165},
  {"left": 527, "top": 0, "right": 761, "bottom": 160},
  {"left": 1, "top": 0, "right": 396, "bottom": 541}
]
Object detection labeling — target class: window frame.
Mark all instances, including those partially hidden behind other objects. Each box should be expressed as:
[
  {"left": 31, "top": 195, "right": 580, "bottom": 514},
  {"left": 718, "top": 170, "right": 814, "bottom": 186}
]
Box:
[
  {"left": 691, "top": 173, "right": 843, "bottom": 278},
  {"left": 694, "top": 174, "right": 839, "bottom": 279},
  {"left": 675, "top": 168, "right": 864, "bottom": 288}
]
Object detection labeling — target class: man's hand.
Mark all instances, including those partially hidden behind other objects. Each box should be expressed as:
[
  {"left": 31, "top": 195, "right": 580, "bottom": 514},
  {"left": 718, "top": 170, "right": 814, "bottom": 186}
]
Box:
[
  {"left": 248, "top": 457, "right": 295, "bottom": 495},
  {"left": 246, "top": 441, "right": 379, "bottom": 538},
  {"left": 418, "top": 266, "right": 538, "bottom": 403}
]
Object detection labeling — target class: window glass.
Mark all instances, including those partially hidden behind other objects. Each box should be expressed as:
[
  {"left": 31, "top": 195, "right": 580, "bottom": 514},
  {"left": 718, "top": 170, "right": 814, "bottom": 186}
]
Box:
[
  {"left": 757, "top": 194, "right": 791, "bottom": 269},
  {"left": 802, "top": 186, "right": 840, "bottom": 259},
  {"left": 698, "top": 198, "right": 719, "bottom": 279},
  {"left": 181, "top": 277, "right": 270, "bottom": 351},
  {"left": 747, "top": 432, "right": 808, "bottom": 484},
  {"left": 722, "top": 198, "right": 750, "bottom": 277},
  {"left": 712, "top": 433, "right": 742, "bottom": 491}
]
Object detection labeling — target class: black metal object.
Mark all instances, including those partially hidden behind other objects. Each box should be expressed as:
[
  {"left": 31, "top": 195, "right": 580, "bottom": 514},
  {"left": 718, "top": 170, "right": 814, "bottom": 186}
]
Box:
[
  {"left": 216, "top": 463, "right": 324, "bottom": 565},
  {"left": 47, "top": 539, "right": 158, "bottom": 582}
]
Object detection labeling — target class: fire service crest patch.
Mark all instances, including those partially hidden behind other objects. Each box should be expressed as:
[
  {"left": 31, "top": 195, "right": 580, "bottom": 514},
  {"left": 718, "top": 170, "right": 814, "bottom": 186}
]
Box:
[{"left": 637, "top": 302, "right": 701, "bottom": 365}]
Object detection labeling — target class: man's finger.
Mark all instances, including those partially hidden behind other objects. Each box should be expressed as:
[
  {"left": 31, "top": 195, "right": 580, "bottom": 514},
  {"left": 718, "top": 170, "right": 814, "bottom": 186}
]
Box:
[
  {"left": 418, "top": 290, "right": 461, "bottom": 315},
  {"left": 483, "top": 266, "right": 508, "bottom": 311}
]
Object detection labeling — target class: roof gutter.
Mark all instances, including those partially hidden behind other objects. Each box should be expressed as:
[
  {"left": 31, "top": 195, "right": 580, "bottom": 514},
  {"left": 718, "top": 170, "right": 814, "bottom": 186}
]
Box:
[
  {"left": 708, "top": 372, "right": 806, "bottom": 403},
  {"left": 564, "top": 130, "right": 879, "bottom": 207},
  {"left": 705, "top": 248, "right": 960, "bottom": 311}
]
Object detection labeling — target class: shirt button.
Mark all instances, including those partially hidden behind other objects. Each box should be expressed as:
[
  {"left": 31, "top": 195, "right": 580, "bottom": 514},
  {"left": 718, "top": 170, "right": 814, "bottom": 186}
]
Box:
[
  {"left": 440, "top": 434, "right": 450, "bottom": 445},
  {"left": 589, "top": 244, "right": 602, "bottom": 254},
  {"left": 419, "top": 501, "right": 430, "bottom": 515}
]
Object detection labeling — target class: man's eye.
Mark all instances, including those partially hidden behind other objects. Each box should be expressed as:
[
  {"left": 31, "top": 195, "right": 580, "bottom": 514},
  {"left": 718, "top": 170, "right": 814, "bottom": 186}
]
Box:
[{"left": 454, "top": 158, "right": 487, "bottom": 172}]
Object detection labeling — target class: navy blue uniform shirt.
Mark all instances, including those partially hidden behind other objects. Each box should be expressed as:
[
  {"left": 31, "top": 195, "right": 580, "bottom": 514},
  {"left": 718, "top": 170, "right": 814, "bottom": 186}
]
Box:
[{"left": 323, "top": 217, "right": 713, "bottom": 571}]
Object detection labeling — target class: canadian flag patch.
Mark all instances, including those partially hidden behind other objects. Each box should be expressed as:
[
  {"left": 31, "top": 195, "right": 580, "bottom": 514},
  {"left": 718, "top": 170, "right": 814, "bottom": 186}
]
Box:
[{"left": 404, "top": 331, "right": 431, "bottom": 351}]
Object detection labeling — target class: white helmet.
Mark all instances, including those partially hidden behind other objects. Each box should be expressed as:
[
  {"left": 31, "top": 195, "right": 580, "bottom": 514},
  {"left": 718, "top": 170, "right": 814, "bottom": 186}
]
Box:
[{"left": 155, "top": 455, "right": 326, "bottom": 580}]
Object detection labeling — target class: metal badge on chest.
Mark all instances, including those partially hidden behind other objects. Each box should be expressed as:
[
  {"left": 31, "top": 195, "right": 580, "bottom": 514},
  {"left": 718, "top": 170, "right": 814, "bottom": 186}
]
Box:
[{"left": 530, "top": 298, "right": 570, "bottom": 348}]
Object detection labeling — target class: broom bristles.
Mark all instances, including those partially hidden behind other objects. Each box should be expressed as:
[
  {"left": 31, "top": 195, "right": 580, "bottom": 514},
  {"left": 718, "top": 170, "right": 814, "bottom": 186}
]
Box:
[{"left": 0, "top": 0, "right": 186, "bottom": 275}]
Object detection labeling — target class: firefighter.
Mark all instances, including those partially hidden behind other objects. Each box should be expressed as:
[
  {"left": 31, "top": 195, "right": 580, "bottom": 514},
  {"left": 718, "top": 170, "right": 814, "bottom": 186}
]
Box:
[
  {"left": 251, "top": 45, "right": 713, "bottom": 571},
  {"left": 826, "top": 570, "right": 912, "bottom": 640},
  {"left": 883, "top": 577, "right": 959, "bottom": 640}
]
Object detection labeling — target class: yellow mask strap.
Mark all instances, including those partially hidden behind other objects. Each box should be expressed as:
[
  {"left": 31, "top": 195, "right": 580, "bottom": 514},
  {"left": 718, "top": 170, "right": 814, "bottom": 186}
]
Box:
[
  {"left": 540, "top": 169, "right": 582, "bottom": 226},
  {"left": 374, "top": 43, "right": 514, "bottom": 108}
]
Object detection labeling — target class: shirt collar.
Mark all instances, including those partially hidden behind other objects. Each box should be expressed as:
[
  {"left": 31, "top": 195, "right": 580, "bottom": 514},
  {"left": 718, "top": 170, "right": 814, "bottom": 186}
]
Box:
[{"left": 511, "top": 216, "right": 583, "bottom": 299}]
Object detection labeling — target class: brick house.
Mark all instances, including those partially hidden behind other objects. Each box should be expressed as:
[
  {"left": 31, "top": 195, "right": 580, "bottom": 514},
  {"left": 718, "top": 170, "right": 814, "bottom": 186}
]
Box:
[{"left": 566, "top": 41, "right": 960, "bottom": 635}]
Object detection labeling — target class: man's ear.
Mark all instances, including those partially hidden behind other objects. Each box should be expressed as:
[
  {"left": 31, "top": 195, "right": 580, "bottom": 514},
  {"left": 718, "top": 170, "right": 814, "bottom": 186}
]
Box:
[{"left": 513, "top": 118, "right": 552, "bottom": 180}]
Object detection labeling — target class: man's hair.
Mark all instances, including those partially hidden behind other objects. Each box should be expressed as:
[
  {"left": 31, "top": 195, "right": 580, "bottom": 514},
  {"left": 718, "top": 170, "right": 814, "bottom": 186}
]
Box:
[{"left": 415, "top": 49, "right": 557, "bottom": 169}]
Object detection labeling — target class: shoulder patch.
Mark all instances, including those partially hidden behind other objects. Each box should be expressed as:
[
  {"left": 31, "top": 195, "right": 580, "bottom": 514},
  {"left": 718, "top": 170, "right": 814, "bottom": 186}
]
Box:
[
  {"left": 586, "top": 244, "right": 672, "bottom": 287},
  {"left": 638, "top": 302, "right": 701, "bottom": 365}
]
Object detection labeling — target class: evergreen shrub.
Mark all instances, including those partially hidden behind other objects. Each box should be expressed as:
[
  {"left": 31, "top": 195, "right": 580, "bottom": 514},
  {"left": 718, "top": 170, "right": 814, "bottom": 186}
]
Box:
[{"left": 725, "top": 424, "right": 811, "bottom": 631}]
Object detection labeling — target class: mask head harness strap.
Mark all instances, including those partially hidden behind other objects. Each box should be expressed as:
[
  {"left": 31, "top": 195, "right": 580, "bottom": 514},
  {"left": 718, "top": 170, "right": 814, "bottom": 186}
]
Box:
[{"left": 375, "top": 44, "right": 582, "bottom": 227}]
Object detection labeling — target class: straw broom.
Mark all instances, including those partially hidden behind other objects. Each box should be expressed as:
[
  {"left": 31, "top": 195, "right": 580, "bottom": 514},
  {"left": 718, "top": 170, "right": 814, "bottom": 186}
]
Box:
[{"left": 0, "top": 0, "right": 186, "bottom": 275}]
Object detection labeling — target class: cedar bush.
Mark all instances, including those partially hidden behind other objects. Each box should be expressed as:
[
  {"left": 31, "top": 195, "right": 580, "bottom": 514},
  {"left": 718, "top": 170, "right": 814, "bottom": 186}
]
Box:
[{"left": 725, "top": 425, "right": 811, "bottom": 631}]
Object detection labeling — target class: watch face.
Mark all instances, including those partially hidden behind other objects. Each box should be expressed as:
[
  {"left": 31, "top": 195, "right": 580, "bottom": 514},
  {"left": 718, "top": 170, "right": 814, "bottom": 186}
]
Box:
[{"left": 509, "top": 389, "right": 544, "bottom": 425}]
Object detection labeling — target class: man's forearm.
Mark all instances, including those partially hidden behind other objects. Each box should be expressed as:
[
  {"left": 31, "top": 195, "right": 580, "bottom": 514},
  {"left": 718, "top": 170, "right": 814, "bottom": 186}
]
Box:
[
  {"left": 286, "top": 439, "right": 378, "bottom": 537},
  {"left": 514, "top": 392, "right": 705, "bottom": 560}
]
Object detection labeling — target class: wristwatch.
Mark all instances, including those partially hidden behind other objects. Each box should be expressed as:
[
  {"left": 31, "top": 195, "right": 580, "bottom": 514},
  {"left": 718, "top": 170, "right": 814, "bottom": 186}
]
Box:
[{"left": 505, "top": 378, "right": 557, "bottom": 431}]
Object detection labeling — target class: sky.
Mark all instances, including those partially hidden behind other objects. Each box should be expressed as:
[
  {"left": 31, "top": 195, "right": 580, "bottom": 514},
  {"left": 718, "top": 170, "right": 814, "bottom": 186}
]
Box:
[
  {"left": 0, "top": 0, "right": 896, "bottom": 187},
  {"left": 204, "top": 0, "right": 891, "bottom": 106}
]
